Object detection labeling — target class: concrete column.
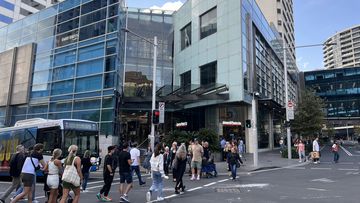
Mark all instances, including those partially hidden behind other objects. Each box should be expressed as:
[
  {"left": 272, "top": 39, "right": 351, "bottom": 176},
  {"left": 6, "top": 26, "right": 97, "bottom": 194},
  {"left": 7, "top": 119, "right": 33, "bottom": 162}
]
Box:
[
  {"left": 269, "top": 111, "right": 274, "bottom": 149},
  {"left": 246, "top": 104, "right": 257, "bottom": 153}
]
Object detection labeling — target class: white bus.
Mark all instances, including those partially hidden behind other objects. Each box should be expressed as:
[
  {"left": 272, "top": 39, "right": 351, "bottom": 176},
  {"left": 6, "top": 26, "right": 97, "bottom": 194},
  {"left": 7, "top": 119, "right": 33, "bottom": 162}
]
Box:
[{"left": 0, "top": 118, "right": 99, "bottom": 176}]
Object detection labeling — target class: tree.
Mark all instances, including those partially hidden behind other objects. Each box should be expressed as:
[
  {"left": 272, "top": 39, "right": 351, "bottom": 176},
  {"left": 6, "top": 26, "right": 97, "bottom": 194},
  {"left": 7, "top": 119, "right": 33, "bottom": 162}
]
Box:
[
  {"left": 354, "top": 126, "right": 360, "bottom": 137},
  {"left": 291, "top": 89, "right": 325, "bottom": 137}
]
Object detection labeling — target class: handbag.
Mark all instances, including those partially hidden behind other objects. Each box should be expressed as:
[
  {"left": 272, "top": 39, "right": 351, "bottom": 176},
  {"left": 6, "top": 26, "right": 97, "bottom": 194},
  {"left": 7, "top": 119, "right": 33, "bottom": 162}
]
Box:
[{"left": 62, "top": 157, "right": 80, "bottom": 187}]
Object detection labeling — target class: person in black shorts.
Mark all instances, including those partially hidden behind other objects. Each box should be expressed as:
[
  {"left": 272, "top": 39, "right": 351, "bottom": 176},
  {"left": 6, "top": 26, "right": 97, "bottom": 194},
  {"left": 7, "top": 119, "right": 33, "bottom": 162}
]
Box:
[
  {"left": 97, "top": 146, "right": 116, "bottom": 202},
  {"left": 118, "top": 143, "right": 133, "bottom": 203}
]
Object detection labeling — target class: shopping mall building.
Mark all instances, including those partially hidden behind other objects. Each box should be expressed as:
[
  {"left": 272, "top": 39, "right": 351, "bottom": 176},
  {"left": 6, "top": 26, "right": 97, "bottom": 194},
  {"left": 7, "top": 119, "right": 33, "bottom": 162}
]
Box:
[{"left": 0, "top": 0, "right": 299, "bottom": 155}]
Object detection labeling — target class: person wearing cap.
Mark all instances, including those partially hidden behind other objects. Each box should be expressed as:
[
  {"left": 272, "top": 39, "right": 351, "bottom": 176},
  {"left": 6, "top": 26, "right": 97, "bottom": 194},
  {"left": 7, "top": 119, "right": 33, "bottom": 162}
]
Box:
[
  {"left": 190, "top": 138, "right": 204, "bottom": 181},
  {"left": 97, "top": 145, "right": 116, "bottom": 202}
]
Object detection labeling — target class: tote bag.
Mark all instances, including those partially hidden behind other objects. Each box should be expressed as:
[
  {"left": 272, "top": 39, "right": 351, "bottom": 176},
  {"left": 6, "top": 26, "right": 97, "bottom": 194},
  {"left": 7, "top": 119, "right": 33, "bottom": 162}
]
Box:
[{"left": 62, "top": 157, "right": 80, "bottom": 187}]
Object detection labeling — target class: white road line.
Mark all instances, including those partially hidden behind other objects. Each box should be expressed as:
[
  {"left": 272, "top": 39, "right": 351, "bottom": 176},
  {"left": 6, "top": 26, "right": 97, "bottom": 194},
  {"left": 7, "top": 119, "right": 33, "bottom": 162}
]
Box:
[
  {"left": 306, "top": 187, "right": 327, "bottom": 191},
  {"left": 338, "top": 168, "right": 359, "bottom": 171},
  {"left": 338, "top": 162, "right": 355, "bottom": 165},
  {"left": 340, "top": 145, "right": 353, "bottom": 156},
  {"left": 288, "top": 167, "right": 306, "bottom": 170},
  {"left": 187, "top": 186, "right": 203, "bottom": 191},
  {"left": 310, "top": 167, "right": 332, "bottom": 170},
  {"left": 204, "top": 182, "right": 217, "bottom": 187},
  {"left": 217, "top": 179, "right": 230, "bottom": 183}
]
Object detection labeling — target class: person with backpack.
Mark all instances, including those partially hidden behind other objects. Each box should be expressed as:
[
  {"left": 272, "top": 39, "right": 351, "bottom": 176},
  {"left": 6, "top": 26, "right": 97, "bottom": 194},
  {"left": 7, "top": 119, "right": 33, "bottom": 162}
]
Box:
[
  {"left": 11, "top": 143, "right": 46, "bottom": 203},
  {"left": 0, "top": 145, "right": 26, "bottom": 203}
]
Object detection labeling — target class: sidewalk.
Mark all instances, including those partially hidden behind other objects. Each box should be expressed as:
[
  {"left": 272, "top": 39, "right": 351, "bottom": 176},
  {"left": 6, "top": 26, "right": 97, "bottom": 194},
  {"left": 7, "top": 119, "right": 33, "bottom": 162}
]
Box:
[{"left": 214, "top": 150, "right": 306, "bottom": 173}]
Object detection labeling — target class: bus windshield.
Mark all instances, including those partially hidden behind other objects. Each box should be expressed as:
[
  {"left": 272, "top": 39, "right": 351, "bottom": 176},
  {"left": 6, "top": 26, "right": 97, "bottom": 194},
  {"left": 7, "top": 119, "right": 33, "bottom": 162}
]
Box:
[{"left": 64, "top": 130, "right": 98, "bottom": 157}]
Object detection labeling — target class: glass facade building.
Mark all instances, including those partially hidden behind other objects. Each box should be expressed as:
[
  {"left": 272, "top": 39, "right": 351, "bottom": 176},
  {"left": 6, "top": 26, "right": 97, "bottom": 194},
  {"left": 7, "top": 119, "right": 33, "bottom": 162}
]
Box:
[
  {"left": 304, "top": 67, "right": 360, "bottom": 126},
  {"left": 0, "top": 0, "right": 126, "bottom": 151}
]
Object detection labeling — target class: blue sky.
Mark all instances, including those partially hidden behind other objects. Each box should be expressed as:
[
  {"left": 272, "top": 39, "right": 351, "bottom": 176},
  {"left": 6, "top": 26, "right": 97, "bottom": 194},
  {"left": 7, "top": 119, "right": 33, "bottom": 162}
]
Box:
[{"left": 127, "top": 0, "right": 360, "bottom": 71}]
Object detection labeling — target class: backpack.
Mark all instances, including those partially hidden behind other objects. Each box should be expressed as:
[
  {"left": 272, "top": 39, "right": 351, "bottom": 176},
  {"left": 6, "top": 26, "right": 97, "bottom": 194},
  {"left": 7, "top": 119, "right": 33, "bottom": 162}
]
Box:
[{"left": 9, "top": 153, "right": 24, "bottom": 177}]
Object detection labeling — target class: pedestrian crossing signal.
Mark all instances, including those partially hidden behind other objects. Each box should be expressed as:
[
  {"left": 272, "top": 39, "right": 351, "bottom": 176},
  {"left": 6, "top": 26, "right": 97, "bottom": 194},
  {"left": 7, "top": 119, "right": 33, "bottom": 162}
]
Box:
[{"left": 245, "top": 119, "right": 251, "bottom": 128}]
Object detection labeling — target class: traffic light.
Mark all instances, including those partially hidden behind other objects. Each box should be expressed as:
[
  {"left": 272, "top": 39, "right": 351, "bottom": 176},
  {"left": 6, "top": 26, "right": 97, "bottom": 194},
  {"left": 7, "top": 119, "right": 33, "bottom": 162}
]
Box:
[
  {"left": 284, "top": 121, "right": 291, "bottom": 128},
  {"left": 152, "top": 110, "right": 160, "bottom": 124},
  {"left": 245, "top": 119, "right": 251, "bottom": 128}
]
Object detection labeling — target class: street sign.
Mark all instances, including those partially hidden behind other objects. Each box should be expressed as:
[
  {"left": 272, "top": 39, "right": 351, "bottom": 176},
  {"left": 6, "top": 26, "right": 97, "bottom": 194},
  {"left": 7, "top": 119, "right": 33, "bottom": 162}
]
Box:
[
  {"left": 287, "top": 100, "right": 294, "bottom": 120},
  {"left": 159, "top": 102, "right": 165, "bottom": 123}
]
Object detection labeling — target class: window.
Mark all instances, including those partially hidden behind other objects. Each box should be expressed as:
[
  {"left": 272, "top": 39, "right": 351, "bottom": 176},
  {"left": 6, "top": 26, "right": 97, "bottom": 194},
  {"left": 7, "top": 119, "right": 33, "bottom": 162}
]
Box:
[
  {"left": 107, "top": 17, "right": 118, "bottom": 33},
  {"left": 200, "top": 61, "right": 217, "bottom": 86},
  {"left": 81, "top": 0, "right": 107, "bottom": 15},
  {"left": 58, "top": 7, "right": 80, "bottom": 23},
  {"left": 200, "top": 7, "right": 217, "bottom": 39},
  {"left": 53, "top": 65, "right": 75, "bottom": 81},
  {"left": 180, "top": 70, "right": 191, "bottom": 91},
  {"left": 50, "top": 101, "right": 72, "bottom": 112},
  {"left": 78, "top": 43, "right": 105, "bottom": 61},
  {"left": 21, "top": 0, "right": 45, "bottom": 10},
  {"left": 181, "top": 23, "right": 191, "bottom": 50},
  {"left": 277, "top": 9, "right": 281, "bottom": 14},
  {"left": 74, "top": 99, "right": 101, "bottom": 110},
  {"left": 57, "top": 18, "right": 79, "bottom": 34},
  {"left": 75, "top": 75, "right": 102, "bottom": 92},
  {"left": 51, "top": 80, "right": 74, "bottom": 95},
  {"left": 56, "top": 30, "right": 79, "bottom": 47},
  {"left": 80, "top": 8, "right": 106, "bottom": 26},
  {"left": 54, "top": 50, "right": 76, "bottom": 66},
  {"left": 79, "top": 20, "right": 106, "bottom": 41},
  {"left": 77, "top": 58, "right": 104, "bottom": 76}
]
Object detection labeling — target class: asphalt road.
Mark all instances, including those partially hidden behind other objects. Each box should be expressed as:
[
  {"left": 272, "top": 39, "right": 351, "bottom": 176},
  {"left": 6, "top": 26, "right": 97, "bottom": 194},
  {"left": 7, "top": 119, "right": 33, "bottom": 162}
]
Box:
[{"left": 1, "top": 144, "right": 359, "bottom": 203}]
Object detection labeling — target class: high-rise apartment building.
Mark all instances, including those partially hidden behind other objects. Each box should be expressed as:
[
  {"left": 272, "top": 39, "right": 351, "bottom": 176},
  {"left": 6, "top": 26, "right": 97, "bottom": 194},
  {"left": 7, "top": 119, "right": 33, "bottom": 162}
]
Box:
[
  {"left": 255, "top": 0, "right": 295, "bottom": 60},
  {"left": 0, "top": 0, "right": 58, "bottom": 27},
  {"left": 323, "top": 25, "right": 360, "bottom": 69}
]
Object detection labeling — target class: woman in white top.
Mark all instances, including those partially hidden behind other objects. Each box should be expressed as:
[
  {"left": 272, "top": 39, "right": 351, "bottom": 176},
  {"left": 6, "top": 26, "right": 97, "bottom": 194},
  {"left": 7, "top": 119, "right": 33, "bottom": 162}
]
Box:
[
  {"left": 44, "top": 148, "right": 63, "bottom": 203},
  {"left": 11, "top": 144, "right": 46, "bottom": 203}
]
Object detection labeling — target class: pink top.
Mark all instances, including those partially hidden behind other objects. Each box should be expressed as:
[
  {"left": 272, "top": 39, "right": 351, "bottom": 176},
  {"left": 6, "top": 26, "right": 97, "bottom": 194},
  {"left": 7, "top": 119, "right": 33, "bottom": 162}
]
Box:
[{"left": 298, "top": 143, "right": 305, "bottom": 152}]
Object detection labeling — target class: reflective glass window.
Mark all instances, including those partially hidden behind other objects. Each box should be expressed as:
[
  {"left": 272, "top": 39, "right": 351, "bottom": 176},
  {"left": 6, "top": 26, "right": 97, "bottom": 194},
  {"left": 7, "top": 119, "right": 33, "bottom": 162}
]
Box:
[
  {"left": 22, "top": 24, "right": 37, "bottom": 37},
  {"left": 78, "top": 43, "right": 104, "bottom": 61},
  {"left": 81, "top": 0, "right": 107, "bottom": 15},
  {"left": 31, "top": 84, "right": 50, "bottom": 97},
  {"left": 108, "top": 4, "right": 118, "bottom": 17},
  {"left": 7, "top": 20, "right": 22, "bottom": 33},
  {"left": 104, "top": 72, "right": 115, "bottom": 89},
  {"left": 101, "top": 109, "right": 113, "bottom": 121},
  {"left": 37, "top": 27, "right": 55, "bottom": 40},
  {"left": 48, "top": 112, "right": 71, "bottom": 119},
  {"left": 53, "top": 65, "right": 75, "bottom": 81},
  {"left": 72, "top": 110, "right": 100, "bottom": 122},
  {"left": 7, "top": 31, "right": 21, "bottom": 41},
  {"left": 100, "top": 122, "right": 113, "bottom": 136},
  {"left": 107, "top": 17, "right": 118, "bottom": 33},
  {"left": 106, "top": 40, "right": 117, "bottom": 55},
  {"left": 74, "top": 91, "right": 101, "bottom": 99},
  {"left": 79, "top": 35, "right": 105, "bottom": 47},
  {"left": 54, "top": 50, "right": 76, "bottom": 67},
  {"left": 56, "top": 30, "right": 79, "bottom": 47},
  {"left": 39, "top": 6, "right": 58, "bottom": 21},
  {"left": 38, "top": 16, "right": 57, "bottom": 30},
  {"left": 21, "top": 35, "right": 36, "bottom": 45},
  {"left": 102, "top": 97, "right": 114, "bottom": 108},
  {"left": 79, "top": 20, "right": 106, "bottom": 41},
  {"left": 34, "top": 56, "right": 53, "bottom": 71},
  {"left": 51, "top": 80, "right": 74, "bottom": 95},
  {"left": 80, "top": 8, "right": 106, "bottom": 26},
  {"left": 200, "top": 7, "right": 217, "bottom": 39},
  {"left": 77, "top": 58, "right": 104, "bottom": 76},
  {"left": 12, "top": 106, "right": 27, "bottom": 115},
  {"left": 50, "top": 101, "right": 72, "bottom": 112},
  {"left": 200, "top": 61, "right": 217, "bottom": 86},
  {"left": 28, "top": 104, "right": 48, "bottom": 114},
  {"left": 36, "top": 37, "right": 55, "bottom": 53},
  {"left": 59, "top": 0, "right": 80, "bottom": 12},
  {"left": 75, "top": 75, "right": 102, "bottom": 92},
  {"left": 57, "top": 18, "right": 79, "bottom": 34},
  {"left": 181, "top": 23, "right": 191, "bottom": 50},
  {"left": 105, "top": 55, "right": 116, "bottom": 71},
  {"left": 58, "top": 7, "right": 80, "bottom": 23},
  {"left": 32, "top": 70, "right": 52, "bottom": 84},
  {"left": 73, "top": 99, "right": 101, "bottom": 110}
]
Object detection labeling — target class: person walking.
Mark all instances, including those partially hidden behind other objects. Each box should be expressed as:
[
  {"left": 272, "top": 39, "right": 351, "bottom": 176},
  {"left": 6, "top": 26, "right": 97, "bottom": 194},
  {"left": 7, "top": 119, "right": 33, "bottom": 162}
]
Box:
[
  {"left": 190, "top": 138, "right": 203, "bottom": 181},
  {"left": 312, "top": 137, "right": 320, "bottom": 164},
  {"left": 130, "top": 142, "right": 146, "bottom": 186},
  {"left": 11, "top": 143, "right": 46, "bottom": 203},
  {"left": 238, "top": 140, "right": 246, "bottom": 161},
  {"left": 97, "top": 146, "right": 116, "bottom": 201},
  {"left": 220, "top": 137, "right": 226, "bottom": 161},
  {"left": 297, "top": 140, "right": 305, "bottom": 162},
  {"left": 0, "top": 145, "right": 26, "bottom": 203},
  {"left": 60, "top": 145, "right": 83, "bottom": 203},
  {"left": 44, "top": 148, "right": 63, "bottom": 203},
  {"left": 118, "top": 143, "right": 133, "bottom": 203},
  {"left": 163, "top": 146, "right": 170, "bottom": 176},
  {"left": 169, "top": 142, "right": 178, "bottom": 182},
  {"left": 332, "top": 141, "right": 340, "bottom": 163},
  {"left": 81, "top": 150, "right": 92, "bottom": 192},
  {"left": 174, "top": 144, "right": 187, "bottom": 194},
  {"left": 227, "top": 147, "right": 243, "bottom": 180},
  {"left": 146, "top": 144, "right": 168, "bottom": 202},
  {"left": 142, "top": 145, "right": 152, "bottom": 174}
]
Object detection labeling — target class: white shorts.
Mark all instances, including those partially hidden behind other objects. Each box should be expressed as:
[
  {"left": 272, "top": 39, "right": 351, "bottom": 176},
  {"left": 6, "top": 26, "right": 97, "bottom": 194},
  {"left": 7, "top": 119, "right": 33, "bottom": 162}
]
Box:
[{"left": 47, "top": 174, "right": 59, "bottom": 189}]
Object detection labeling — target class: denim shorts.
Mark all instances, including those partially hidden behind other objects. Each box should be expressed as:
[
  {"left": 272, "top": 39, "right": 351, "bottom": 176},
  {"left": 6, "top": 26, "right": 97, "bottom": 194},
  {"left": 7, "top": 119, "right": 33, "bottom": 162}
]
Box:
[{"left": 120, "top": 172, "right": 132, "bottom": 184}]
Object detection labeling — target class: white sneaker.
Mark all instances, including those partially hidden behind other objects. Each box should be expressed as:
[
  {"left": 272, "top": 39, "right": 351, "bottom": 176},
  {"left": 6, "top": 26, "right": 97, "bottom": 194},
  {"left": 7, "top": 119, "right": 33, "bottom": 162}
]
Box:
[
  {"left": 157, "top": 197, "right": 164, "bottom": 201},
  {"left": 146, "top": 191, "right": 151, "bottom": 202},
  {"left": 196, "top": 175, "right": 200, "bottom": 180},
  {"left": 190, "top": 176, "right": 195, "bottom": 181},
  {"left": 33, "top": 200, "right": 40, "bottom": 203}
]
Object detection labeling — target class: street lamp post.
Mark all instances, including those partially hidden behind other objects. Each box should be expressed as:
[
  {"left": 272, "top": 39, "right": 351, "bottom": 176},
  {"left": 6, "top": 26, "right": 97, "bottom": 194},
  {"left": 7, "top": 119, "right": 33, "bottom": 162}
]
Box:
[
  {"left": 122, "top": 28, "right": 158, "bottom": 151},
  {"left": 252, "top": 92, "right": 259, "bottom": 167}
]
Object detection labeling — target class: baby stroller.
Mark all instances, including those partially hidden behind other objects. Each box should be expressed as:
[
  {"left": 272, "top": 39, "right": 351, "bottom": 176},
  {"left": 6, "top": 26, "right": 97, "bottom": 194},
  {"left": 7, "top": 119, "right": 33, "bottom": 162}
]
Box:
[
  {"left": 201, "top": 159, "right": 217, "bottom": 178},
  {"left": 44, "top": 174, "right": 73, "bottom": 203}
]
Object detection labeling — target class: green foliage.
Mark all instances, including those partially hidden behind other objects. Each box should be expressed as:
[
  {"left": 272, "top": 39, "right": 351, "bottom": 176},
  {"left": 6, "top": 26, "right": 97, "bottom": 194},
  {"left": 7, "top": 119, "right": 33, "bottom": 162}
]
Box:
[
  {"left": 197, "top": 128, "right": 220, "bottom": 152},
  {"left": 291, "top": 89, "right": 325, "bottom": 137},
  {"left": 281, "top": 147, "right": 299, "bottom": 159},
  {"left": 163, "top": 130, "right": 192, "bottom": 146},
  {"left": 354, "top": 126, "right": 360, "bottom": 136}
]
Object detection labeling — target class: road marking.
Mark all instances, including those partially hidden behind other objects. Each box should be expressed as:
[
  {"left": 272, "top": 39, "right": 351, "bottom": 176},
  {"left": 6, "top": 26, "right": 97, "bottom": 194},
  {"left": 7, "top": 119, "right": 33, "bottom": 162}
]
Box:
[
  {"left": 306, "top": 187, "right": 327, "bottom": 191},
  {"left": 338, "top": 162, "right": 355, "bottom": 165},
  {"left": 217, "top": 178, "right": 230, "bottom": 183},
  {"left": 238, "top": 183, "right": 269, "bottom": 188},
  {"left": 288, "top": 167, "right": 306, "bottom": 170},
  {"left": 204, "top": 182, "right": 217, "bottom": 187},
  {"left": 310, "top": 167, "right": 332, "bottom": 170},
  {"left": 187, "top": 186, "right": 203, "bottom": 191},
  {"left": 340, "top": 145, "right": 353, "bottom": 156},
  {"left": 311, "top": 178, "right": 335, "bottom": 183},
  {"left": 338, "top": 168, "right": 358, "bottom": 171}
]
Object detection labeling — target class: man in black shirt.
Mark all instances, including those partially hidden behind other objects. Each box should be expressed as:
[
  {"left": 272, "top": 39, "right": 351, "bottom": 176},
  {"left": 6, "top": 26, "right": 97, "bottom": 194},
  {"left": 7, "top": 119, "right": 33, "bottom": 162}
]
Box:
[
  {"left": 96, "top": 145, "right": 116, "bottom": 202},
  {"left": 118, "top": 143, "right": 132, "bottom": 203}
]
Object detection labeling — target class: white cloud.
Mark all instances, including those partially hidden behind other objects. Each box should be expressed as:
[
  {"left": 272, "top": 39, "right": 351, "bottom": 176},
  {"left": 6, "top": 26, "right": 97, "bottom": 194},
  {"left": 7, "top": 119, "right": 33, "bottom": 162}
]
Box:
[{"left": 150, "top": 1, "right": 183, "bottom": 11}]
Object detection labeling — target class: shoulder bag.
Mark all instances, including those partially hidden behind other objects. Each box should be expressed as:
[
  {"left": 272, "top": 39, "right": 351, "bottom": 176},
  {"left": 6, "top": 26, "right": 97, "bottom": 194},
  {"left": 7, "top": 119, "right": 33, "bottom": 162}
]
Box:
[{"left": 62, "top": 157, "right": 80, "bottom": 187}]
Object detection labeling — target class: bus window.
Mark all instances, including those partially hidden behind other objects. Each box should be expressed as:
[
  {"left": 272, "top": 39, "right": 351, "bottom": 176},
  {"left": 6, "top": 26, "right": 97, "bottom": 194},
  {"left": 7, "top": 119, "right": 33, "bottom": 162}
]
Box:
[
  {"left": 13, "top": 128, "right": 37, "bottom": 150},
  {"left": 37, "top": 127, "right": 62, "bottom": 155},
  {"left": 64, "top": 130, "right": 98, "bottom": 156}
]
